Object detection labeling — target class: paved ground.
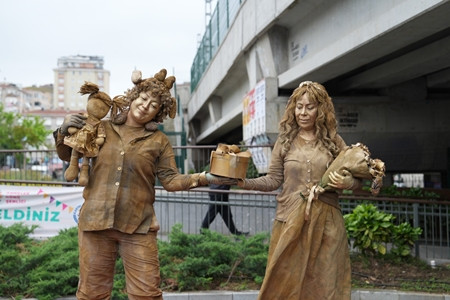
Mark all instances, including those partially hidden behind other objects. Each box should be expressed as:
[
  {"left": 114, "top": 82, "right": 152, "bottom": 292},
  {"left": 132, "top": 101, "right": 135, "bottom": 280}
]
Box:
[{"left": 3, "top": 289, "right": 449, "bottom": 299}]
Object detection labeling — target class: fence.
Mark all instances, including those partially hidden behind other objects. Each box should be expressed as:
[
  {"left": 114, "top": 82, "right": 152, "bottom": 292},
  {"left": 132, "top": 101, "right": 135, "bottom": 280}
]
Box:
[
  {"left": 0, "top": 147, "right": 449, "bottom": 261},
  {"left": 190, "top": 0, "right": 244, "bottom": 92}
]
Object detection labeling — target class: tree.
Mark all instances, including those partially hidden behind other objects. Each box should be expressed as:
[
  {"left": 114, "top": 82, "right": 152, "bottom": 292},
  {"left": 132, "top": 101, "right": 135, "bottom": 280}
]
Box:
[{"left": 0, "top": 104, "right": 51, "bottom": 150}]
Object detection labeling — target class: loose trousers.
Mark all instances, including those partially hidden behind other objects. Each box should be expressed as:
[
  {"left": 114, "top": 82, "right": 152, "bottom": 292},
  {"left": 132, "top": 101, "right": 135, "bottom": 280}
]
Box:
[{"left": 76, "top": 228, "right": 162, "bottom": 300}]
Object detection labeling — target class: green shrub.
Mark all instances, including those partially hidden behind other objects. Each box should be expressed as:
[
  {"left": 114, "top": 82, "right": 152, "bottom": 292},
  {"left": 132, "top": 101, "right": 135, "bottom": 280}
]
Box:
[
  {"left": 0, "top": 218, "right": 433, "bottom": 298},
  {"left": 391, "top": 222, "right": 422, "bottom": 257},
  {"left": 381, "top": 185, "right": 440, "bottom": 199},
  {"left": 25, "top": 227, "right": 79, "bottom": 299},
  {"left": 0, "top": 223, "right": 36, "bottom": 296},
  {"left": 344, "top": 204, "right": 422, "bottom": 258},
  {"left": 112, "top": 258, "right": 128, "bottom": 300},
  {"left": 159, "top": 224, "right": 269, "bottom": 291},
  {"left": 344, "top": 204, "right": 395, "bottom": 255}
]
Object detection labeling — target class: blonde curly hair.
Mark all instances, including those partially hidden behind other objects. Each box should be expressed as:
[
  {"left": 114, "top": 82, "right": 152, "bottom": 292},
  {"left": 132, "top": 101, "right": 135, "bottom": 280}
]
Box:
[{"left": 278, "top": 81, "right": 340, "bottom": 159}]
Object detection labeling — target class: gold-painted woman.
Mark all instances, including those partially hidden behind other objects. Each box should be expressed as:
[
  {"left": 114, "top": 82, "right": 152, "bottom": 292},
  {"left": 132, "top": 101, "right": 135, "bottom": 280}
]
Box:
[{"left": 237, "top": 81, "right": 384, "bottom": 300}]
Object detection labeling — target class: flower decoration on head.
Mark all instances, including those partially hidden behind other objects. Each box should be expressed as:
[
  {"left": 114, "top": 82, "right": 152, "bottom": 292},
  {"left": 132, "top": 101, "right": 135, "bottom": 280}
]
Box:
[
  {"left": 299, "top": 81, "right": 313, "bottom": 88},
  {"left": 116, "top": 68, "right": 177, "bottom": 131},
  {"left": 298, "top": 80, "right": 324, "bottom": 91}
]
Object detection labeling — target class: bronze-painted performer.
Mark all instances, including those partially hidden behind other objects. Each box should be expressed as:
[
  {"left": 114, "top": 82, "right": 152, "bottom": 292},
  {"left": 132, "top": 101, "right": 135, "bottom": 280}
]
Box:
[
  {"left": 54, "top": 69, "right": 234, "bottom": 300},
  {"left": 236, "top": 81, "right": 363, "bottom": 300}
]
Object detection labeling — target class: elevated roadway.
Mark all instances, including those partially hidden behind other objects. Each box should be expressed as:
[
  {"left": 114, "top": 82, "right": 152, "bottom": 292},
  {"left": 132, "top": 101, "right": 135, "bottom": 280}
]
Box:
[{"left": 187, "top": 0, "right": 450, "bottom": 185}]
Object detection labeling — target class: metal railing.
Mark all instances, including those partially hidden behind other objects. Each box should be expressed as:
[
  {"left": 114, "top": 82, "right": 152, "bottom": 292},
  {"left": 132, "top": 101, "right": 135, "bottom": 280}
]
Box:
[
  {"left": 1, "top": 147, "right": 449, "bottom": 260},
  {"left": 190, "top": 0, "right": 244, "bottom": 92}
]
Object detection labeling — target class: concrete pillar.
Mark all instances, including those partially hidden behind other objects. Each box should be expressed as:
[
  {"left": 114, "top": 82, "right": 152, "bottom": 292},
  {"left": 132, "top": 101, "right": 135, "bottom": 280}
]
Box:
[
  {"left": 244, "top": 27, "right": 290, "bottom": 144},
  {"left": 267, "top": 25, "right": 289, "bottom": 75},
  {"left": 208, "top": 95, "right": 223, "bottom": 124}
]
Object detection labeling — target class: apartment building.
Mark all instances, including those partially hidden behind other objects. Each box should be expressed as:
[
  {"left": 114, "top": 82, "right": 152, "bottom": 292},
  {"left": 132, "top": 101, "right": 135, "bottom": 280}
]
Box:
[
  {"left": 0, "top": 83, "right": 53, "bottom": 113},
  {"left": 0, "top": 83, "right": 24, "bottom": 113},
  {"left": 23, "top": 85, "right": 53, "bottom": 110},
  {"left": 53, "top": 55, "right": 110, "bottom": 110}
]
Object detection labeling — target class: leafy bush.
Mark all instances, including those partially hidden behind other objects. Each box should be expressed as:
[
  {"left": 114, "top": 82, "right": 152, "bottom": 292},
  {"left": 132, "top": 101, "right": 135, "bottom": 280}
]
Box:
[
  {"left": 344, "top": 204, "right": 422, "bottom": 257},
  {"left": 0, "top": 223, "right": 269, "bottom": 298},
  {"left": 159, "top": 224, "right": 269, "bottom": 291},
  {"left": 381, "top": 185, "right": 440, "bottom": 199},
  {"left": 25, "top": 227, "right": 79, "bottom": 299},
  {"left": 112, "top": 258, "right": 128, "bottom": 300},
  {"left": 344, "top": 204, "right": 395, "bottom": 255},
  {"left": 0, "top": 223, "right": 36, "bottom": 296},
  {"left": 0, "top": 224, "right": 78, "bottom": 299},
  {"left": 391, "top": 222, "right": 423, "bottom": 257},
  {"left": 0, "top": 218, "right": 437, "bottom": 298}
]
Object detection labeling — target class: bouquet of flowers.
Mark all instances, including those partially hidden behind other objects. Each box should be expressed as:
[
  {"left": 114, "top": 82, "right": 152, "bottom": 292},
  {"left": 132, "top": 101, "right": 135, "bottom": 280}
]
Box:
[
  {"left": 305, "top": 143, "right": 385, "bottom": 220},
  {"left": 321, "top": 142, "right": 385, "bottom": 195}
]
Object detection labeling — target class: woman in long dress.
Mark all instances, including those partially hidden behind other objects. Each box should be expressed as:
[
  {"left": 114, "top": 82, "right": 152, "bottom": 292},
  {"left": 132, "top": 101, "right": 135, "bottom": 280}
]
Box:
[{"left": 238, "top": 81, "right": 360, "bottom": 300}]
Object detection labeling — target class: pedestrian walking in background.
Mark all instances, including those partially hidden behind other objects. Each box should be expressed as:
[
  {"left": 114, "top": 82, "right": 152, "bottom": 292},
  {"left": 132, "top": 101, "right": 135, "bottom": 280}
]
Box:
[{"left": 201, "top": 184, "right": 248, "bottom": 235}]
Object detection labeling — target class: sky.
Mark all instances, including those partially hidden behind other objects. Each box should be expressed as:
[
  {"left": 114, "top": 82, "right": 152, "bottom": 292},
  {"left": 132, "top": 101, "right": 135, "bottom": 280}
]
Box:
[{"left": 0, "top": 0, "right": 213, "bottom": 96}]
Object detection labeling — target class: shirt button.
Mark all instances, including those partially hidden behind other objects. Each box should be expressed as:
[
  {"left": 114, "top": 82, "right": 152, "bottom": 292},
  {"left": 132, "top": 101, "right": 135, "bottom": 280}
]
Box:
[
  {"left": 115, "top": 182, "right": 119, "bottom": 186},
  {"left": 117, "top": 167, "right": 122, "bottom": 171},
  {"left": 306, "top": 159, "right": 310, "bottom": 163},
  {"left": 307, "top": 169, "right": 311, "bottom": 173},
  {"left": 120, "top": 151, "right": 125, "bottom": 155},
  {"left": 307, "top": 179, "right": 311, "bottom": 183}
]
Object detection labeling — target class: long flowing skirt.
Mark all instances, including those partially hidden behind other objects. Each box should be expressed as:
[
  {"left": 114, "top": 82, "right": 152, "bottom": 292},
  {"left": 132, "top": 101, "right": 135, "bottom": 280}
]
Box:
[{"left": 258, "top": 199, "right": 351, "bottom": 300}]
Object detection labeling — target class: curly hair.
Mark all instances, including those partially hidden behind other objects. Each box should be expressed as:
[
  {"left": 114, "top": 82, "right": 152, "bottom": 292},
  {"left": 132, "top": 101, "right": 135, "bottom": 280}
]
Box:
[
  {"left": 112, "top": 69, "right": 176, "bottom": 130},
  {"left": 278, "top": 81, "right": 340, "bottom": 159},
  {"left": 125, "top": 79, "right": 175, "bottom": 123}
]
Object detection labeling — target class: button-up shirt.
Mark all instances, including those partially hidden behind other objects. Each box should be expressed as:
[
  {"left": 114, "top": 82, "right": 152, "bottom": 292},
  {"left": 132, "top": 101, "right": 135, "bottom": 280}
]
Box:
[
  {"left": 241, "top": 133, "right": 346, "bottom": 221},
  {"left": 54, "top": 120, "right": 203, "bottom": 234}
]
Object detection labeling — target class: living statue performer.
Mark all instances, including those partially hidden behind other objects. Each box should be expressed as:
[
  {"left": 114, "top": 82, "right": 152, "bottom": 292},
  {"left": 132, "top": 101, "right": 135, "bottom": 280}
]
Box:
[
  {"left": 54, "top": 68, "right": 235, "bottom": 300},
  {"left": 233, "top": 81, "right": 385, "bottom": 300}
]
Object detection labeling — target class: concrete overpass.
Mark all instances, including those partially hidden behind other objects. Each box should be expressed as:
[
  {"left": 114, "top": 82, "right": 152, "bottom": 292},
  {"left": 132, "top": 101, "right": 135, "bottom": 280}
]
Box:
[{"left": 186, "top": 0, "right": 450, "bottom": 187}]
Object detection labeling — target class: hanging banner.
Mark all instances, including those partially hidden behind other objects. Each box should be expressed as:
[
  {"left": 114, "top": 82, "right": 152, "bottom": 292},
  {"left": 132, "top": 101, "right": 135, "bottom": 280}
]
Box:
[
  {"left": 243, "top": 80, "right": 271, "bottom": 173},
  {"left": 0, "top": 185, "right": 84, "bottom": 239},
  {"left": 243, "top": 79, "right": 266, "bottom": 142}
]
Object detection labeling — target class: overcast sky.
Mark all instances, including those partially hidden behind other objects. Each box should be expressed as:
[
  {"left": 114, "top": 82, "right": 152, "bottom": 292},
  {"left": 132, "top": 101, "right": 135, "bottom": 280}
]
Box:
[{"left": 0, "top": 0, "right": 213, "bottom": 96}]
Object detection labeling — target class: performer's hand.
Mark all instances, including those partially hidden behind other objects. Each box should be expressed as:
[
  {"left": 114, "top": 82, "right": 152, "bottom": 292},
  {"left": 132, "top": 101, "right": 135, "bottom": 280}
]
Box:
[
  {"left": 237, "top": 179, "right": 245, "bottom": 188},
  {"left": 60, "top": 114, "right": 87, "bottom": 136},
  {"left": 205, "top": 173, "right": 237, "bottom": 186},
  {"left": 328, "top": 170, "right": 356, "bottom": 190}
]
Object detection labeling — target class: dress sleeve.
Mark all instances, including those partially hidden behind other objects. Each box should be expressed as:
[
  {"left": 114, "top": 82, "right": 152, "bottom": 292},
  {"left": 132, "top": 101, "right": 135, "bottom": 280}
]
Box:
[
  {"left": 239, "top": 138, "right": 284, "bottom": 191},
  {"left": 335, "top": 134, "right": 347, "bottom": 151}
]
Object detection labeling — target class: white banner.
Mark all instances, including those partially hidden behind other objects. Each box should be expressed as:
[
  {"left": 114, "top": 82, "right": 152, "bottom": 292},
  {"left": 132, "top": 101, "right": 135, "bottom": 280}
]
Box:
[
  {"left": 243, "top": 79, "right": 266, "bottom": 142},
  {"left": 0, "top": 185, "right": 84, "bottom": 239}
]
